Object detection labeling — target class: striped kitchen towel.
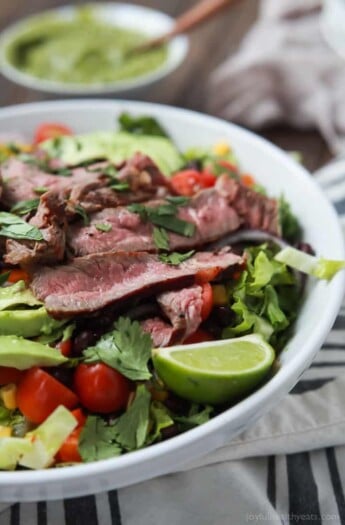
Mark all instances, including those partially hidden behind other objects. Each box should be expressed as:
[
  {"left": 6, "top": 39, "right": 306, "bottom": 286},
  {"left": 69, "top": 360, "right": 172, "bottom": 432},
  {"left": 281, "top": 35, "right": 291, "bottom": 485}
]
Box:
[{"left": 1, "top": 159, "right": 345, "bottom": 525}]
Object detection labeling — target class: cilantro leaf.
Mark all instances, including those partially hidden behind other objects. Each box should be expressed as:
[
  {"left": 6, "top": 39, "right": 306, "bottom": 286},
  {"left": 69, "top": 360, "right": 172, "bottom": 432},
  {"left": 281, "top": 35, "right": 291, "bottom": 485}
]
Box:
[
  {"left": 166, "top": 196, "right": 190, "bottom": 206},
  {"left": 34, "top": 186, "right": 49, "bottom": 195},
  {"left": 74, "top": 204, "right": 90, "bottom": 226},
  {"left": 173, "top": 404, "right": 213, "bottom": 429},
  {"left": 10, "top": 198, "right": 40, "bottom": 216},
  {"left": 146, "top": 401, "right": 174, "bottom": 444},
  {"left": 153, "top": 226, "right": 169, "bottom": 250},
  {"left": 83, "top": 317, "right": 152, "bottom": 381},
  {"left": 79, "top": 416, "right": 122, "bottom": 462},
  {"left": 112, "top": 385, "right": 151, "bottom": 451},
  {"left": 128, "top": 202, "right": 196, "bottom": 238},
  {"left": 95, "top": 223, "right": 112, "bottom": 233},
  {"left": 0, "top": 212, "right": 43, "bottom": 241},
  {"left": 159, "top": 250, "right": 195, "bottom": 266},
  {"left": 118, "top": 113, "right": 169, "bottom": 138},
  {"left": 109, "top": 181, "right": 130, "bottom": 192}
]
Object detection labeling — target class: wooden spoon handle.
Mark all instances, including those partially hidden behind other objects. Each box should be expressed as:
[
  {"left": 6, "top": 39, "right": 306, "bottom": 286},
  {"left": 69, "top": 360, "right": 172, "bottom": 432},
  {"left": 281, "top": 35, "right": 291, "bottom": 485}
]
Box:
[{"left": 139, "top": 0, "right": 238, "bottom": 51}]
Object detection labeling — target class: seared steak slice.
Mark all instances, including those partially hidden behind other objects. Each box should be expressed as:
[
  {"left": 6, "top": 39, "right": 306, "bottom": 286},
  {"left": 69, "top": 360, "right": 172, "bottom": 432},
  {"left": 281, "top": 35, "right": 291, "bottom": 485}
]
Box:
[
  {"left": 4, "top": 192, "right": 66, "bottom": 266},
  {"left": 0, "top": 153, "right": 170, "bottom": 212},
  {"left": 68, "top": 185, "right": 242, "bottom": 256},
  {"left": 157, "top": 285, "right": 203, "bottom": 342},
  {"left": 141, "top": 285, "right": 204, "bottom": 347},
  {"left": 30, "top": 250, "right": 242, "bottom": 317},
  {"left": 215, "top": 176, "right": 280, "bottom": 235},
  {"left": 141, "top": 317, "right": 176, "bottom": 348}
]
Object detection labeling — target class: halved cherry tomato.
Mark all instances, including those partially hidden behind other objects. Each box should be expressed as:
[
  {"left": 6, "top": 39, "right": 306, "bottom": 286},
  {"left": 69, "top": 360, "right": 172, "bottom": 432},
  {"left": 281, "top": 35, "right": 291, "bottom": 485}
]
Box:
[
  {"left": 0, "top": 367, "right": 23, "bottom": 386},
  {"left": 56, "top": 339, "right": 72, "bottom": 357},
  {"left": 170, "top": 170, "right": 217, "bottom": 196},
  {"left": 218, "top": 160, "right": 238, "bottom": 173},
  {"left": 56, "top": 426, "right": 82, "bottom": 463},
  {"left": 200, "top": 282, "right": 213, "bottom": 321},
  {"left": 241, "top": 173, "right": 255, "bottom": 188},
  {"left": 71, "top": 408, "right": 86, "bottom": 427},
  {"left": 7, "top": 269, "right": 29, "bottom": 284},
  {"left": 74, "top": 363, "right": 131, "bottom": 414},
  {"left": 34, "top": 123, "right": 72, "bottom": 144},
  {"left": 16, "top": 367, "right": 78, "bottom": 424},
  {"left": 195, "top": 267, "right": 221, "bottom": 284},
  {"left": 184, "top": 329, "right": 213, "bottom": 345}
]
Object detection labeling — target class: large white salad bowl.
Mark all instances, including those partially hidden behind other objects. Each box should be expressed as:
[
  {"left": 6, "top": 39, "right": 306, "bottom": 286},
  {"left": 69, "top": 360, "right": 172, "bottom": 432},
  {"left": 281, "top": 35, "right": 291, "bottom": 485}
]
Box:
[{"left": 0, "top": 100, "right": 344, "bottom": 502}]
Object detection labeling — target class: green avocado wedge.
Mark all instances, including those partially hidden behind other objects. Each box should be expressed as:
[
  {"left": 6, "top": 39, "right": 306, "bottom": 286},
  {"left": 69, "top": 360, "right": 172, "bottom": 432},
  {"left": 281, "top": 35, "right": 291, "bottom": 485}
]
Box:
[
  {"left": 0, "top": 336, "right": 68, "bottom": 369},
  {"left": 0, "top": 280, "right": 41, "bottom": 310},
  {"left": 41, "top": 131, "right": 183, "bottom": 175},
  {"left": 0, "top": 307, "right": 66, "bottom": 338}
]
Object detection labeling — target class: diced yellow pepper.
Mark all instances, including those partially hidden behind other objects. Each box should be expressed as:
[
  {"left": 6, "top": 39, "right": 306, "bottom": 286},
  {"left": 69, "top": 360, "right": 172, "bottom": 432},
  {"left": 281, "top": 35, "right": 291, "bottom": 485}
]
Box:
[
  {"left": 0, "top": 384, "right": 17, "bottom": 410},
  {"left": 212, "top": 284, "right": 228, "bottom": 306},
  {"left": 213, "top": 142, "right": 231, "bottom": 156},
  {"left": 0, "top": 426, "right": 12, "bottom": 438}
]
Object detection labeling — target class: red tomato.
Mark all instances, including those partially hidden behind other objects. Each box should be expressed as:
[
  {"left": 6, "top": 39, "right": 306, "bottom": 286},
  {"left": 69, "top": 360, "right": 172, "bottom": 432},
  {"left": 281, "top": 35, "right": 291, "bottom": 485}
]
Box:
[
  {"left": 170, "top": 170, "right": 217, "bottom": 196},
  {"left": 16, "top": 368, "right": 78, "bottom": 424},
  {"left": 34, "top": 123, "right": 72, "bottom": 144},
  {"left": 56, "top": 427, "right": 82, "bottom": 463},
  {"left": 200, "top": 282, "right": 213, "bottom": 321},
  {"left": 56, "top": 339, "right": 72, "bottom": 357},
  {"left": 71, "top": 408, "right": 86, "bottom": 427},
  {"left": 195, "top": 267, "right": 221, "bottom": 284},
  {"left": 74, "top": 363, "right": 131, "bottom": 414},
  {"left": 218, "top": 160, "right": 239, "bottom": 173},
  {"left": 0, "top": 367, "right": 22, "bottom": 385},
  {"left": 7, "top": 269, "right": 29, "bottom": 284},
  {"left": 241, "top": 173, "right": 255, "bottom": 188},
  {"left": 184, "top": 329, "right": 213, "bottom": 345}
]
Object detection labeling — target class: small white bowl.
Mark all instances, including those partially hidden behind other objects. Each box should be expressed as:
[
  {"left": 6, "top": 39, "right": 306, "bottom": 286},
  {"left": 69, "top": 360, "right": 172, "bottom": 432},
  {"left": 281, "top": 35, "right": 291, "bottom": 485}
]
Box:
[
  {"left": 0, "top": 3, "right": 189, "bottom": 95},
  {"left": 0, "top": 100, "right": 344, "bottom": 501}
]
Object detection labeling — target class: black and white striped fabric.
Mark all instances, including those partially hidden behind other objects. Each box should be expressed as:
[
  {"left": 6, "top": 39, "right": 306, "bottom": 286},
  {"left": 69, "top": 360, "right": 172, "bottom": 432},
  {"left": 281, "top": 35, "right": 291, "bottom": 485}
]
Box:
[{"left": 1, "top": 161, "right": 345, "bottom": 525}]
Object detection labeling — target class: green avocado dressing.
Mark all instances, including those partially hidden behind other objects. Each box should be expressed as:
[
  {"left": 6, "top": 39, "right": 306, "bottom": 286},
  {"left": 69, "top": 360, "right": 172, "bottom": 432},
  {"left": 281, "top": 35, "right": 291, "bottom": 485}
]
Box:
[{"left": 5, "top": 12, "right": 168, "bottom": 85}]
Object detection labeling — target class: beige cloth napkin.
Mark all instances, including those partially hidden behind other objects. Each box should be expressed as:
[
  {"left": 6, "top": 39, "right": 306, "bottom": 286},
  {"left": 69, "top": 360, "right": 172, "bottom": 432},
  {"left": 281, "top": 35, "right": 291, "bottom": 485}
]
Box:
[{"left": 208, "top": 0, "right": 345, "bottom": 154}]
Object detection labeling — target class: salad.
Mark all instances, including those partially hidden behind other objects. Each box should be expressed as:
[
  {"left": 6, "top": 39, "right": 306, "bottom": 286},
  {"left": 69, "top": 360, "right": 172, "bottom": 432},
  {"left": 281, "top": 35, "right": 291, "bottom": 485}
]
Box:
[{"left": 0, "top": 114, "right": 343, "bottom": 471}]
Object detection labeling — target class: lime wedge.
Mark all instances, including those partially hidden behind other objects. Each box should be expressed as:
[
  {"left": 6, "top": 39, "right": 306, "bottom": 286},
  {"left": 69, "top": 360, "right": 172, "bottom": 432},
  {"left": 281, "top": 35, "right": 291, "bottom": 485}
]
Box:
[{"left": 152, "top": 334, "right": 275, "bottom": 405}]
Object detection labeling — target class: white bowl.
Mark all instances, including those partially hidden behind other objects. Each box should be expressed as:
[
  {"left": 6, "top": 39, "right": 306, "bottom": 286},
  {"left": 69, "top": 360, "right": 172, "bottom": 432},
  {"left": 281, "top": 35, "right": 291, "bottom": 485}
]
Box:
[
  {"left": 0, "top": 100, "right": 344, "bottom": 502},
  {"left": 0, "top": 4, "right": 188, "bottom": 95}
]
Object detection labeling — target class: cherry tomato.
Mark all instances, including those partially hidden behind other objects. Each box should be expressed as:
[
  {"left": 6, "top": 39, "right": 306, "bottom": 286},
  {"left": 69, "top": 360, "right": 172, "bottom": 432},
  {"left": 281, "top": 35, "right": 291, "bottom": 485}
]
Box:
[
  {"left": 16, "top": 367, "right": 78, "bottom": 424},
  {"left": 241, "top": 173, "right": 255, "bottom": 188},
  {"left": 34, "top": 123, "right": 72, "bottom": 144},
  {"left": 7, "top": 269, "right": 29, "bottom": 284},
  {"left": 56, "top": 339, "right": 72, "bottom": 357},
  {"left": 184, "top": 329, "right": 213, "bottom": 345},
  {"left": 74, "top": 363, "right": 131, "bottom": 414},
  {"left": 0, "top": 367, "right": 23, "bottom": 385},
  {"left": 218, "top": 160, "right": 239, "bottom": 174},
  {"left": 200, "top": 282, "right": 213, "bottom": 321},
  {"left": 170, "top": 169, "right": 217, "bottom": 196},
  {"left": 71, "top": 408, "right": 86, "bottom": 427},
  {"left": 195, "top": 266, "right": 221, "bottom": 284},
  {"left": 56, "top": 427, "right": 83, "bottom": 463}
]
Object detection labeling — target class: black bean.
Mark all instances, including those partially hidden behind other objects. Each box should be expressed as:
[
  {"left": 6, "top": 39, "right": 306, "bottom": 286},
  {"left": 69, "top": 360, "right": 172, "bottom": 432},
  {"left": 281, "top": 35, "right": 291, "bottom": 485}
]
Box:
[
  {"left": 46, "top": 367, "right": 74, "bottom": 389},
  {"left": 72, "top": 330, "right": 102, "bottom": 355},
  {"left": 296, "top": 241, "right": 315, "bottom": 256}
]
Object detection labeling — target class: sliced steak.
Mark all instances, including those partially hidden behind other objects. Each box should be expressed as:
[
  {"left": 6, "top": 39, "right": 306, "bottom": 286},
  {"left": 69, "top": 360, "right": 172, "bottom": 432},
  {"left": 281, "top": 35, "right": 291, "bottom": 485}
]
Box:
[
  {"left": 141, "top": 285, "right": 204, "bottom": 347},
  {"left": 4, "top": 192, "right": 66, "bottom": 266},
  {"left": 30, "top": 249, "right": 242, "bottom": 317},
  {"left": 68, "top": 184, "right": 242, "bottom": 256},
  {"left": 0, "top": 153, "right": 170, "bottom": 212},
  {"left": 141, "top": 317, "right": 176, "bottom": 347},
  {"left": 157, "top": 285, "right": 203, "bottom": 342},
  {"left": 215, "top": 176, "right": 280, "bottom": 235}
]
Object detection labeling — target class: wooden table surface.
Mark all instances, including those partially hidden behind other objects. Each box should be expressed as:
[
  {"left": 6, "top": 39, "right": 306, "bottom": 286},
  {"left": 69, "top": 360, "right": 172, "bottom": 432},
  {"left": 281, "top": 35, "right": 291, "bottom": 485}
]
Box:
[{"left": 0, "top": 0, "right": 331, "bottom": 172}]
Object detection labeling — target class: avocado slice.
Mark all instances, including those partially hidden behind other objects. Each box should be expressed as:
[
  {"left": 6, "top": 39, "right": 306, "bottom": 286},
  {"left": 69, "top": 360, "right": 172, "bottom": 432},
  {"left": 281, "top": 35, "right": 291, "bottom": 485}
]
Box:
[
  {"left": 0, "top": 280, "right": 41, "bottom": 311},
  {"left": 0, "top": 336, "right": 68, "bottom": 369},
  {"left": 41, "top": 131, "right": 183, "bottom": 175},
  {"left": 0, "top": 437, "right": 32, "bottom": 470},
  {"left": 0, "top": 307, "right": 66, "bottom": 338}
]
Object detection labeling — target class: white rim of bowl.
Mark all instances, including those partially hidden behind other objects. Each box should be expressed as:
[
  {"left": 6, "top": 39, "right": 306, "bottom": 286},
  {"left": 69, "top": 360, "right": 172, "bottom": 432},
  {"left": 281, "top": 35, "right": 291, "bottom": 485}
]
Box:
[
  {"left": 0, "top": 3, "right": 189, "bottom": 95},
  {"left": 0, "top": 99, "right": 343, "bottom": 491}
]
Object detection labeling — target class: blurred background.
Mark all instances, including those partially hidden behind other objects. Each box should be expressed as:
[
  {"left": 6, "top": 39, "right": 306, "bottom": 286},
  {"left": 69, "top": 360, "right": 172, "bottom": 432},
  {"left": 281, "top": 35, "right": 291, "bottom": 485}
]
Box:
[{"left": 0, "top": 0, "right": 342, "bottom": 171}]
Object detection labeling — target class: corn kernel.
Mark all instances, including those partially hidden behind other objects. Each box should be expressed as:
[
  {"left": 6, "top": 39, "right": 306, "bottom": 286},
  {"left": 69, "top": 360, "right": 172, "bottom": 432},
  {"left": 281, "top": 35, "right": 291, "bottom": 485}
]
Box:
[
  {"left": 212, "top": 285, "right": 228, "bottom": 306},
  {"left": 0, "top": 383, "right": 17, "bottom": 410},
  {"left": 213, "top": 142, "right": 230, "bottom": 156},
  {"left": 0, "top": 426, "right": 12, "bottom": 438}
]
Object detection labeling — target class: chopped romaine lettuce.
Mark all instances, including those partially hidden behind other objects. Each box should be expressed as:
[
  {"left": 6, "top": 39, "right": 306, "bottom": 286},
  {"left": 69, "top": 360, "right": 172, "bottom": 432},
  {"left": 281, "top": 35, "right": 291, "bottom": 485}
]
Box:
[{"left": 275, "top": 247, "right": 345, "bottom": 280}]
